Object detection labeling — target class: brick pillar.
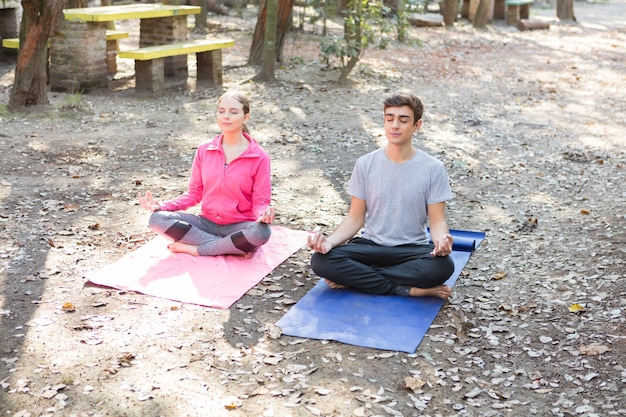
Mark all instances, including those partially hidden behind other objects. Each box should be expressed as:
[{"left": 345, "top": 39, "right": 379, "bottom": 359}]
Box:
[
  {"left": 197, "top": 50, "right": 222, "bottom": 85},
  {"left": 139, "top": 16, "right": 189, "bottom": 79},
  {"left": 506, "top": 5, "right": 520, "bottom": 25},
  {"left": 135, "top": 58, "right": 165, "bottom": 94},
  {"left": 520, "top": 4, "right": 530, "bottom": 20},
  {"left": 49, "top": 21, "right": 109, "bottom": 92},
  {"left": 106, "top": 39, "right": 119, "bottom": 75},
  {"left": 0, "top": 7, "right": 18, "bottom": 39}
]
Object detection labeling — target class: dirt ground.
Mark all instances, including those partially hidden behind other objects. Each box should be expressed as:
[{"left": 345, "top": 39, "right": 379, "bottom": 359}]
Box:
[{"left": 0, "top": 1, "right": 625, "bottom": 416}]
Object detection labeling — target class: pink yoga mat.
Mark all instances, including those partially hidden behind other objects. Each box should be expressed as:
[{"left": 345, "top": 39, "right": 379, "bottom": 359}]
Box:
[{"left": 86, "top": 226, "right": 310, "bottom": 309}]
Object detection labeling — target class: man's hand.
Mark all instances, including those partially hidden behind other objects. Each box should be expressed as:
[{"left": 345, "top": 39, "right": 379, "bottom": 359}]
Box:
[
  {"left": 307, "top": 230, "right": 333, "bottom": 254},
  {"left": 256, "top": 207, "right": 275, "bottom": 224},
  {"left": 138, "top": 191, "right": 161, "bottom": 212},
  {"left": 431, "top": 233, "right": 453, "bottom": 256}
]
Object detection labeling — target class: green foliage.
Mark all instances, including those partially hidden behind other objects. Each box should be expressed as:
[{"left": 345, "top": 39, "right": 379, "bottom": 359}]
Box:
[
  {"left": 304, "top": 0, "right": 342, "bottom": 26},
  {"left": 60, "top": 376, "right": 75, "bottom": 386},
  {"left": 290, "top": 56, "right": 306, "bottom": 65},
  {"left": 319, "top": 0, "right": 395, "bottom": 81},
  {"left": 320, "top": 35, "right": 353, "bottom": 68},
  {"left": 61, "top": 91, "right": 83, "bottom": 111}
]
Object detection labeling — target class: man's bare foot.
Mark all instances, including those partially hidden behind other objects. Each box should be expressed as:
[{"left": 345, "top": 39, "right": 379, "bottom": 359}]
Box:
[
  {"left": 324, "top": 279, "right": 349, "bottom": 289},
  {"left": 167, "top": 242, "right": 199, "bottom": 256},
  {"left": 409, "top": 285, "right": 452, "bottom": 299}
]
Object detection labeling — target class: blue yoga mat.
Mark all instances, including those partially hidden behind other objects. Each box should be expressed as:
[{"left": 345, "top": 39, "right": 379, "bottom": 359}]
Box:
[{"left": 276, "top": 229, "right": 485, "bottom": 353}]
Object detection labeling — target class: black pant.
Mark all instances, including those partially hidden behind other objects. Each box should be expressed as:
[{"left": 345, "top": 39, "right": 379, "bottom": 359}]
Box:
[{"left": 310, "top": 237, "right": 455, "bottom": 296}]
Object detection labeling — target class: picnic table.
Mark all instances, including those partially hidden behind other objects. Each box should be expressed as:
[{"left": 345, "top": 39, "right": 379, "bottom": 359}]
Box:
[{"left": 50, "top": 3, "right": 201, "bottom": 92}]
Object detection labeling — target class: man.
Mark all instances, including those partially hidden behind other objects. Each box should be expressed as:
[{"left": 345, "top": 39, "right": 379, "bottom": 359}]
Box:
[{"left": 307, "top": 92, "right": 455, "bottom": 299}]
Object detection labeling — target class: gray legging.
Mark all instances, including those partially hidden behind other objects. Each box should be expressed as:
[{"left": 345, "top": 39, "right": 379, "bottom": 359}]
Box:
[{"left": 148, "top": 211, "right": 271, "bottom": 256}]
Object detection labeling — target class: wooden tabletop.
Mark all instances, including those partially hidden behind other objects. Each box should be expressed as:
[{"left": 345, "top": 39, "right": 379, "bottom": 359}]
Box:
[{"left": 63, "top": 4, "right": 201, "bottom": 22}]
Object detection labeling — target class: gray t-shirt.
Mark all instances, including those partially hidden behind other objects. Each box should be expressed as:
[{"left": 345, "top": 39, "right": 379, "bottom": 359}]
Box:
[{"left": 347, "top": 147, "right": 453, "bottom": 246}]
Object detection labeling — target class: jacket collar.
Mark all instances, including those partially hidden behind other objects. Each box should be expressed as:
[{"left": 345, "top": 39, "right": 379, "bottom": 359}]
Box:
[{"left": 205, "top": 132, "right": 262, "bottom": 157}]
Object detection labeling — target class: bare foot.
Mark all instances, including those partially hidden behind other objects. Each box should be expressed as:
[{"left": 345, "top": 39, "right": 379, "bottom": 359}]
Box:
[
  {"left": 409, "top": 285, "right": 452, "bottom": 299},
  {"left": 167, "top": 242, "right": 199, "bottom": 256},
  {"left": 324, "top": 279, "right": 349, "bottom": 289}
]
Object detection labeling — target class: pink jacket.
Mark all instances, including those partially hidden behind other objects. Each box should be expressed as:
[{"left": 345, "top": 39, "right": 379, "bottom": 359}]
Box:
[{"left": 159, "top": 133, "right": 271, "bottom": 225}]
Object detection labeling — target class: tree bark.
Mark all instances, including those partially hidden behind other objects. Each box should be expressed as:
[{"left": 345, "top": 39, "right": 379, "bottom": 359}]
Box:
[
  {"left": 338, "top": 0, "right": 363, "bottom": 85},
  {"left": 473, "top": 0, "right": 490, "bottom": 28},
  {"left": 196, "top": 0, "right": 208, "bottom": 30},
  {"left": 248, "top": 0, "right": 293, "bottom": 66},
  {"left": 185, "top": 0, "right": 209, "bottom": 28},
  {"left": 441, "top": 0, "right": 459, "bottom": 27},
  {"left": 556, "top": 0, "right": 576, "bottom": 21},
  {"left": 252, "top": 0, "right": 277, "bottom": 81},
  {"left": 8, "top": 0, "right": 65, "bottom": 110},
  {"left": 207, "top": 0, "right": 230, "bottom": 15},
  {"left": 65, "top": 0, "right": 86, "bottom": 8}
]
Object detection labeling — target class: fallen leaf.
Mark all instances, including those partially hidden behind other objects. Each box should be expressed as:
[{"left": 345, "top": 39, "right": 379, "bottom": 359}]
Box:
[
  {"left": 265, "top": 322, "right": 282, "bottom": 339},
  {"left": 404, "top": 376, "right": 426, "bottom": 392},
  {"left": 579, "top": 344, "right": 612, "bottom": 356},
  {"left": 224, "top": 402, "right": 240, "bottom": 410},
  {"left": 464, "top": 387, "right": 482, "bottom": 398},
  {"left": 314, "top": 387, "right": 332, "bottom": 395},
  {"left": 264, "top": 356, "right": 282, "bottom": 365},
  {"left": 492, "top": 271, "right": 507, "bottom": 280},
  {"left": 61, "top": 302, "right": 76, "bottom": 312},
  {"left": 568, "top": 303, "right": 585, "bottom": 313}
]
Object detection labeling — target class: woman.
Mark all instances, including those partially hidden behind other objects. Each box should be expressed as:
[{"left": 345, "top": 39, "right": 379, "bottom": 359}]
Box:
[{"left": 138, "top": 91, "right": 274, "bottom": 256}]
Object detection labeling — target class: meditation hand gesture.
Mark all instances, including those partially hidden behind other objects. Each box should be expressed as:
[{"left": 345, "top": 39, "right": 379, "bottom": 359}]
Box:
[
  {"left": 138, "top": 191, "right": 161, "bottom": 212},
  {"left": 256, "top": 207, "right": 275, "bottom": 224},
  {"left": 430, "top": 233, "right": 454, "bottom": 257},
  {"left": 307, "top": 231, "right": 333, "bottom": 255}
]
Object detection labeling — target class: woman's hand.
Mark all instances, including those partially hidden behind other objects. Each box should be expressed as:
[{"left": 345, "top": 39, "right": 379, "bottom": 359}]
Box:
[
  {"left": 138, "top": 191, "right": 161, "bottom": 212},
  {"left": 256, "top": 207, "right": 275, "bottom": 224}
]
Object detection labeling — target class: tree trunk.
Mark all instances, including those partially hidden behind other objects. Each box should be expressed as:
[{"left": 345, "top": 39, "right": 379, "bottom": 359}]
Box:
[
  {"left": 395, "top": 0, "right": 406, "bottom": 42},
  {"left": 8, "top": 0, "right": 65, "bottom": 110},
  {"left": 196, "top": 0, "right": 208, "bottom": 30},
  {"left": 206, "top": 0, "right": 229, "bottom": 15},
  {"left": 65, "top": 0, "right": 86, "bottom": 8},
  {"left": 338, "top": 0, "right": 363, "bottom": 84},
  {"left": 556, "top": 0, "right": 576, "bottom": 21},
  {"left": 248, "top": 0, "right": 293, "bottom": 66},
  {"left": 473, "top": 0, "right": 490, "bottom": 28},
  {"left": 441, "top": 0, "right": 459, "bottom": 27},
  {"left": 185, "top": 0, "right": 210, "bottom": 28},
  {"left": 252, "top": 0, "right": 277, "bottom": 81}
]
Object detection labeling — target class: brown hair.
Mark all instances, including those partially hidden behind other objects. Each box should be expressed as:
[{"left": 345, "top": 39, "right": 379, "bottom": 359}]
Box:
[
  {"left": 217, "top": 91, "right": 251, "bottom": 134},
  {"left": 383, "top": 93, "right": 424, "bottom": 124}
]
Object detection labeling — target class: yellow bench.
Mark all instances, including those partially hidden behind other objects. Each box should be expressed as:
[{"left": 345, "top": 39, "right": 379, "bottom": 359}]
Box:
[
  {"left": 118, "top": 38, "right": 234, "bottom": 94},
  {"left": 1, "top": 37, "right": 19, "bottom": 49},
  {"left": 104, "top": 29, "right": 130, "bottom": 41}
]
